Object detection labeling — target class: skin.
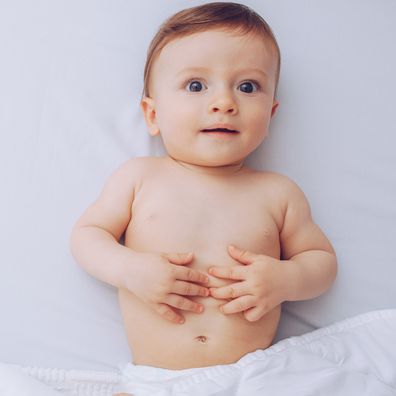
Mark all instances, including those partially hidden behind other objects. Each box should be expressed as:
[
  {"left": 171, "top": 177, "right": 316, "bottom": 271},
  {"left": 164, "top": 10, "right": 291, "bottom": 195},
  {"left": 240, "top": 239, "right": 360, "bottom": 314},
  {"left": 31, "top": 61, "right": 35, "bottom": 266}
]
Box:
[{"left": 69, "top": 30, "right": 337, "bottom": 394}]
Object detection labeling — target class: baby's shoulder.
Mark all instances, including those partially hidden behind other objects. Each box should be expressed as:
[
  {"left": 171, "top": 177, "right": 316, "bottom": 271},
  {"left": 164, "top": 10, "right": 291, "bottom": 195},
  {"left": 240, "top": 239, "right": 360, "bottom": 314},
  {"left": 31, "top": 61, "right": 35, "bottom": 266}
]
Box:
[
  {"left": 252, "top": 170, "right": 307, "bottom": 201},
  {"left": 115, "top": 156, "right": 160, "bottom": 174},
  {"left": 253, "top": 169, "right": 298, "bottom": 189},
  {"left": 105, "top": 156, "right": 160, "bottom": 188}
]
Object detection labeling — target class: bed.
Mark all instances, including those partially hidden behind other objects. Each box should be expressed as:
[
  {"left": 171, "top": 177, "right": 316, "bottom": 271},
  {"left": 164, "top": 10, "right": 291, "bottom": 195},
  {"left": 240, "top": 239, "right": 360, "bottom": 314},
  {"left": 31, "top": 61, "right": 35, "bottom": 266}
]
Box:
[{"left": 0, "top": 1, "right": 395, "bottom": 395}]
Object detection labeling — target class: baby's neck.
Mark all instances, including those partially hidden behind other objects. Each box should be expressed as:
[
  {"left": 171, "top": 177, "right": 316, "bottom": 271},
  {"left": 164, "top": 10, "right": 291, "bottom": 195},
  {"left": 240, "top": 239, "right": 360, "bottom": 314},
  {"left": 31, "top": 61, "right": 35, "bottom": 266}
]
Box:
[{"left": 166, "top": 156, "right": 246, "bottom": 177}]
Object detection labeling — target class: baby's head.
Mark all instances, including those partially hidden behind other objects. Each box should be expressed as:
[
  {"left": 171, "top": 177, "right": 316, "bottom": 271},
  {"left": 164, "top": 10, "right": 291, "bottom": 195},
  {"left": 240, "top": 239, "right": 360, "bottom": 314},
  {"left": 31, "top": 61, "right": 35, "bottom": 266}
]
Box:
[{"left": 141, "top": 2, "right": 281, "bottom": 170}]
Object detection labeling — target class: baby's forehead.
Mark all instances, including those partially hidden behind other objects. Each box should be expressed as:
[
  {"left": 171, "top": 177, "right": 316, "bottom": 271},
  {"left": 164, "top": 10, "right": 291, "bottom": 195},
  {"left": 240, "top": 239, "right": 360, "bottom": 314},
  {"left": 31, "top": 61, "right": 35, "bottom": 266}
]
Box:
[
  {"left": 163, "top": 29, "right": 273, "bottom": 55},
  {"left": 156, "top": 29, "right": 276, "bottom": 72}
]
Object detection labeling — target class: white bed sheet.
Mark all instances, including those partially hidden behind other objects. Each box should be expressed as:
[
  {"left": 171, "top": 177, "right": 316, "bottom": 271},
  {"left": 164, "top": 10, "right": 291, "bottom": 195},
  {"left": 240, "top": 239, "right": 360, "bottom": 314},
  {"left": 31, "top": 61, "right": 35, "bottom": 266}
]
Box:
[{"left": 0, "top": 0, "right": 395, "bottom": 372}]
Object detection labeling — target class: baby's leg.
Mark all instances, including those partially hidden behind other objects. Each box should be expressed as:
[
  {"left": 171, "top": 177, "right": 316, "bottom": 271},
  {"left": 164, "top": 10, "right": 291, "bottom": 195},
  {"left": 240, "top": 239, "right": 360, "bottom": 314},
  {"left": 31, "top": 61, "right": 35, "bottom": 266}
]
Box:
[{"left": 113, "top": 393, "right": 131, "bottom": 396}]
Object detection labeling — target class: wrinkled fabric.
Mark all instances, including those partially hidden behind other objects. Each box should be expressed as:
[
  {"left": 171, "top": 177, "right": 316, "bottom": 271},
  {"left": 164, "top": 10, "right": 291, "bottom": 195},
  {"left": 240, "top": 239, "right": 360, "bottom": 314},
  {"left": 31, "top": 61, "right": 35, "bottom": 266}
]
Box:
[{"left": 116, "top": 310, "right": 396, "bottom": 396}]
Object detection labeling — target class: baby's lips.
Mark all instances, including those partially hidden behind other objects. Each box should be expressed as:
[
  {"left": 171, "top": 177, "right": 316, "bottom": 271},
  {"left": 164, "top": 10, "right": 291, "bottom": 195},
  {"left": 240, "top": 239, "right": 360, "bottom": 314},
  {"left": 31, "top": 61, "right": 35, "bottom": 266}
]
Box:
[{"left": 200, "top": 123, "right": 239, "bottom": 133}]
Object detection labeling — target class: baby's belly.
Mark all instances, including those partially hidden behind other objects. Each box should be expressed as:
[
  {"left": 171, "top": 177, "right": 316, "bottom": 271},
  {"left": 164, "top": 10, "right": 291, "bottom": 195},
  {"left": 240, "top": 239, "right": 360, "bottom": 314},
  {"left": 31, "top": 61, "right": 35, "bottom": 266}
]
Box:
[{"left": 118, "top": 286, "right": 281, "bottom": 369}]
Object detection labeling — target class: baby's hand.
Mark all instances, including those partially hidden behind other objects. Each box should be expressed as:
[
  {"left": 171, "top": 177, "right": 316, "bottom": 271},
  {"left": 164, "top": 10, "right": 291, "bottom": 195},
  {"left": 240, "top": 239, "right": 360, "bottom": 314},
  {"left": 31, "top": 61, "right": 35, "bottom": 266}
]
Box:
[
  {"left": 124, "top": 251, "right": 209, "bottom": 324},
  {"left": 208, "top": 245, "right": 288, "bottom": 322}
]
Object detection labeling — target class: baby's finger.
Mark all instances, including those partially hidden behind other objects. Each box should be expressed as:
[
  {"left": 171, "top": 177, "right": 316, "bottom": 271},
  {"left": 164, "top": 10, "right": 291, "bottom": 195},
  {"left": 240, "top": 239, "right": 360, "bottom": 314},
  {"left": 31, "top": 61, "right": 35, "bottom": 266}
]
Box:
[
  {"left": 219, "top": 295, "right": 256, "bottom": 315},
  {"left": 155, "top": 303, "right": 185, "bottom": 324},
  {"left": 164, "top": 294, "right": 204, "bottom": 314},
  {"left": 209, "top": 283, "right": 247, "bottom": 299},
  {"left": 173, "top": 265, "right": 209, "bottom": 285},
  {"left": 208, "top": 266, "right": 246, "bottom": 281},
  {"left": 163, "top": 252, "right": 194, "bottom": 265},
  {"left": 172, "top": 280, "right": 210, "bottom": 297},
  {"left": 243, "top": 306, "right": 266, "bottom": 322}
]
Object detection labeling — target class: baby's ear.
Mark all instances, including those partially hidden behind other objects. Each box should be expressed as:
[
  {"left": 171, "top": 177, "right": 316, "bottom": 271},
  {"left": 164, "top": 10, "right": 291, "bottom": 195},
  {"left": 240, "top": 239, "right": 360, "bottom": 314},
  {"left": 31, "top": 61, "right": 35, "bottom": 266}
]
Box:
[
  {"left": 141, "top": 97, "right": 160, "bottom": 136},
  {"left": 271, "top": 100, "right": 279, "bottom": 118}
]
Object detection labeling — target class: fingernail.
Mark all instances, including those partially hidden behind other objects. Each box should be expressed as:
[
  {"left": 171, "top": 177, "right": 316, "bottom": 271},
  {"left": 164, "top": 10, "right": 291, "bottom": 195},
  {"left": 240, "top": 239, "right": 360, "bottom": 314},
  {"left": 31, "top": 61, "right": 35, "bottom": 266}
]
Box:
[
  {"left": 219, "top": 305, "right": 224, "bottom": 313},
  {"left": 197, "top": 305, "right": 203, "bottom": 313},
  {"left": 179, "top": 318, "right": 185, "bottom": 324}
]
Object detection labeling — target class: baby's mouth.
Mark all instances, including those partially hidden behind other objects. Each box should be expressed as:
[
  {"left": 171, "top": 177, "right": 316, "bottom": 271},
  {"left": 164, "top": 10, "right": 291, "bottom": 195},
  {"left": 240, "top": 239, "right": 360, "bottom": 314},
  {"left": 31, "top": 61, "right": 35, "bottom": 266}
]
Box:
[{"left": 201, "top": 128, "right": 239, "bottom": 134}]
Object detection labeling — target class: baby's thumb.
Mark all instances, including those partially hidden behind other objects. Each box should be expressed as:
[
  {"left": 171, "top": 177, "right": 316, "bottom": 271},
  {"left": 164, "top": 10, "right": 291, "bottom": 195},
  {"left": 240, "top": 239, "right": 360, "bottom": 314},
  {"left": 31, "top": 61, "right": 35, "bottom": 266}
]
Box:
[{"left": 162, "top": 252, "right": 194, "bottom": 265}]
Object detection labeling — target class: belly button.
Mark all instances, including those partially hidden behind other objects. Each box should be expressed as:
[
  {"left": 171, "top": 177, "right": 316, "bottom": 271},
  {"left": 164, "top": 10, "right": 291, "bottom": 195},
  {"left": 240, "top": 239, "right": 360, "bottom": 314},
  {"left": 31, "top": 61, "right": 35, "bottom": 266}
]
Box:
[{"left": 195, "top": 335, "right": 208, "bottom": 344}]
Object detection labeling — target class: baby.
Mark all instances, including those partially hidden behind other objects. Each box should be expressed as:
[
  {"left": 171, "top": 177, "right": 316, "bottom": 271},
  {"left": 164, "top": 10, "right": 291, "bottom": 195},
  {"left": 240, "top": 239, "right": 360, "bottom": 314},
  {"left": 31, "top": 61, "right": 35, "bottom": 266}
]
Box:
[{"left": 70, "top": 2, "right": 337, "bottom": 395}]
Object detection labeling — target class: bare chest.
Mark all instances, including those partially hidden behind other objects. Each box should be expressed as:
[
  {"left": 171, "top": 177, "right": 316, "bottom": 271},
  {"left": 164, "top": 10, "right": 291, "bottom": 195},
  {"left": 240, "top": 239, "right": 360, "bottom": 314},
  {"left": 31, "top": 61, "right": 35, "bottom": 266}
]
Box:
[{"left": 125, "top": 175, "right": 281, "bottom": 261}]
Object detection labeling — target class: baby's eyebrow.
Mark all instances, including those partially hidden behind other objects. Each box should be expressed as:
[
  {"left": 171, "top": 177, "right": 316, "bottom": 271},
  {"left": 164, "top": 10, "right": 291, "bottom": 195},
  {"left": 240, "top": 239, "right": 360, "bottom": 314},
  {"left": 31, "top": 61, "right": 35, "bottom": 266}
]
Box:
[
  {"left": 176, "top": 67, "right": 210, "bottom": 77},
  {"left": 175, "top": 66, "right": 268, "bottom": 80}
]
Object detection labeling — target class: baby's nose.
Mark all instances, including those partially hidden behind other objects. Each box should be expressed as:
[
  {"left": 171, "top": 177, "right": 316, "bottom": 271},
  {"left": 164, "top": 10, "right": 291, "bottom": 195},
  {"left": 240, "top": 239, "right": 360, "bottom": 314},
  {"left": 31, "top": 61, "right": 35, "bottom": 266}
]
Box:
[{"left": 208, "top": 93, "right": 238, "bottom": 115}]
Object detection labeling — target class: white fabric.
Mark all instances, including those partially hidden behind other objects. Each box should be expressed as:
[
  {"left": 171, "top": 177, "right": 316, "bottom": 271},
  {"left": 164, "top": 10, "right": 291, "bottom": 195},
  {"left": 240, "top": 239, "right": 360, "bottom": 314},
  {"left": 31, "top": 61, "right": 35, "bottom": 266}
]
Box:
[
  {"left": 1, "top": 310, "right": 395, "bottom": 396},
  {"left": 116, "top": 309, "right": 396, "bottom": 395},
  {"left": 0, "top": 363, "right": 63, "bottom": 396},
  {"left": 0, "top": 364, "right": 120, "bottom": 396},
  {"left": 0, "top": 0, "right": 395, "bottom": 371}
]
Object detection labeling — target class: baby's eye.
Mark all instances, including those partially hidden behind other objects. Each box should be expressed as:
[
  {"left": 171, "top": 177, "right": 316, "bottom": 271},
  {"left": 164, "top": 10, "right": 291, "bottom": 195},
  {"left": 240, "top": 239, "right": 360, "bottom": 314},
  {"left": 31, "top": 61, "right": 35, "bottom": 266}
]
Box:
[
  {"left": 185, "top": 80, "right": 206, "bottom": 92},
  {"left": 238, "top": 81, "right": 260, "bottom": 94}
]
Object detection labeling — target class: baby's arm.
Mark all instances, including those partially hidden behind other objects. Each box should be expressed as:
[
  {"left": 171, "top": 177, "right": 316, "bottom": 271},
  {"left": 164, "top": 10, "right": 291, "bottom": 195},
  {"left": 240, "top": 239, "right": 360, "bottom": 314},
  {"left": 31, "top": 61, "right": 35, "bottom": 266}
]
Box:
[
  {"left": 69, "top": 158, "right": 209, "bottom": 324},
  {"left": 277, "top": 179, "right": 337, "bottom": 302}
]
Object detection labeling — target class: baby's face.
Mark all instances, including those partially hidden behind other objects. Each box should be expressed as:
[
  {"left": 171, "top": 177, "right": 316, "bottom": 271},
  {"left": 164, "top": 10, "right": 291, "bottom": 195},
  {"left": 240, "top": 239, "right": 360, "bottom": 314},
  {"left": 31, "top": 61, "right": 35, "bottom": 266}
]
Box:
[{"left": 142, "top": 29, "right": 279, "bottom": 168}]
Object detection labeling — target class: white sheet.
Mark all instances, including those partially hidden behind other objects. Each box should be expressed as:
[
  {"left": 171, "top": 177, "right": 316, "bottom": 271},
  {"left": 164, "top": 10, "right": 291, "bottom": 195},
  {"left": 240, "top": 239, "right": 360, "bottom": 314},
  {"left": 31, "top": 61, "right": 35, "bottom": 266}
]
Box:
[
  {"left": 0, "top": 363, "right": 62, "bottom": 396},
  {"left": 1, "top": 310, "right": 395, "bottom": 396},
  {"left": 0, "top": 0, "right": 395, "bottom": 372}
]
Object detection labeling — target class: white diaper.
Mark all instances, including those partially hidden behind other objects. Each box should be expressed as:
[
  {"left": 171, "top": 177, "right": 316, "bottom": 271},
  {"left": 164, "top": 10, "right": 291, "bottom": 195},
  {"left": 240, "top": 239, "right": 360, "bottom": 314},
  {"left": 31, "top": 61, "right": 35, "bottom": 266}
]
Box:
[{"left": 114, "top": 310, "right": 396, "bottom": 396}]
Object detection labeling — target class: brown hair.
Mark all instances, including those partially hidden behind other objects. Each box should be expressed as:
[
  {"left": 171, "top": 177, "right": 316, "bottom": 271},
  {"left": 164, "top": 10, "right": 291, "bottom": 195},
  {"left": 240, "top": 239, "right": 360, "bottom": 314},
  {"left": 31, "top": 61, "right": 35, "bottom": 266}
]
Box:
[{"left": 142, "top": 2, "right": 281, "bottom": 99}]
